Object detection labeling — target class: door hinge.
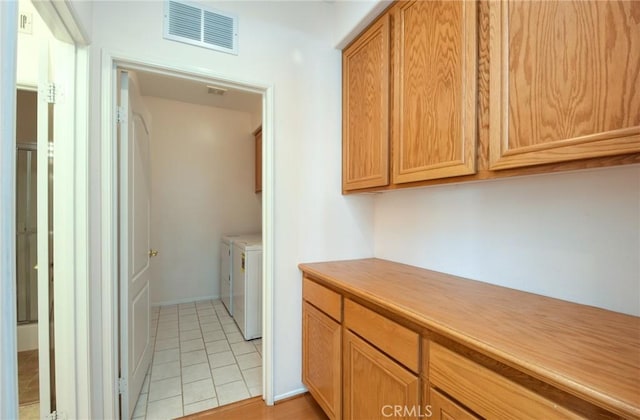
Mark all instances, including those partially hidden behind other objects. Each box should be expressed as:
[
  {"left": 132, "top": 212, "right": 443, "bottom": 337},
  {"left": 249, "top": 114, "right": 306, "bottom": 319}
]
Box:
[
  {"left": 118, "top": 377, "right": 128, "bottom": 395},
  {"left": 116, "top": 106, "right": 126, "bottom": 124},
  {"left": 47, "top": 411, "right": 64, "bottom": 420},
  {"left": 46, "top": 83, "right": 56, "bottom": 104}
]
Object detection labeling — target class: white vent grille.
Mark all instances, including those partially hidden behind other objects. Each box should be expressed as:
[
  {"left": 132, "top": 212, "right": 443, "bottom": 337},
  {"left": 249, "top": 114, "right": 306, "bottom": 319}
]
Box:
[{"left": 164, "top": 0, "right": 238, "bottom": 55}]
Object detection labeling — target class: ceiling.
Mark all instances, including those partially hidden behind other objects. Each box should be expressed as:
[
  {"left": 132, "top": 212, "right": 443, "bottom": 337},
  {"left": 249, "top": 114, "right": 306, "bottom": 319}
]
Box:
[{"left": 135, "top": 70, "right": 262, "bottom": 116}]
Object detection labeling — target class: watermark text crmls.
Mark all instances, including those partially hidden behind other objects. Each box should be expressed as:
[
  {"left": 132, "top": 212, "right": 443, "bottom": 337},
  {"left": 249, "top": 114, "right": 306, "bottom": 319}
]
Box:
[{"left": 381, "top": 405, "right": 433, "bottom": 418}]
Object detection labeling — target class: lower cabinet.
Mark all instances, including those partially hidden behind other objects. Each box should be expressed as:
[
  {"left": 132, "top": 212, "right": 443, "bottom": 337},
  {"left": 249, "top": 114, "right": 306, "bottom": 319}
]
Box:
[
  {"left": 300, "top": 262, "right": 633, "bottom": 420},
  {"left": 302, "top": 301, "right": 341, "bottom": 420},
  {"left": 302, "top": 277, "right": 600, "bottom": 420},
  {"left": 343, "top": 330, "right": 420, "bottom": 420}
]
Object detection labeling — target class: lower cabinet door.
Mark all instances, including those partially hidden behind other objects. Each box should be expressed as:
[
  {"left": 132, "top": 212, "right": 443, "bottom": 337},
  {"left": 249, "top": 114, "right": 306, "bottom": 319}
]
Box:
[
  {"left": 343, "top": 330, "right": 420, "bottom": 420},
  {"left": 302, "top": 301, "right": 341, "bottom": 419},
  {"left": 430, "top": 388, "right": 479, "bottom": 420}
]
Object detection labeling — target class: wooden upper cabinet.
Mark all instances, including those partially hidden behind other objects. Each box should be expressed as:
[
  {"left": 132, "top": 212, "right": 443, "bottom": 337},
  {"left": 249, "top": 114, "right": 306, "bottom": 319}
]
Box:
[
  {"left": 489, "top": 0, "right": 640, "bottom": 170},
  {"left": 342, "top": 14, "right": 390, "bottom": 192},
  {"left": 391, "top": 0, "right": 477, "bottom": 183}
]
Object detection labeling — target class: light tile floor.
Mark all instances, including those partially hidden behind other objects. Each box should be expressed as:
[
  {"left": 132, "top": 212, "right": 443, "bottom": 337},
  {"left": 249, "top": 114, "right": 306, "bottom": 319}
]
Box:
[{"left": 133, "top": 299, "right": 262, "bottom": 419}]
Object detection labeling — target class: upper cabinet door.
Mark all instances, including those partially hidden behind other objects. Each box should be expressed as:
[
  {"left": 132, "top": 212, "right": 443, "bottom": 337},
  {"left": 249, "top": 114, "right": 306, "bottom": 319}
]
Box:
[
  {"left": 343, "top": 14, "right": 390, "bottom": 192},
  {"left": 489, "top": 0, "right": 640, "bottom": 170},
  {"left": 392, "top": 0, "right": 478, "bottom": 184}
]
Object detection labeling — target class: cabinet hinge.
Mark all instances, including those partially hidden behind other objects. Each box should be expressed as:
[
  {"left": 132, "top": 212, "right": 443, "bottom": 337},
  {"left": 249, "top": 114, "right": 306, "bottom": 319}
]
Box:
[{"left": 118, "top": 377, "right": 128, "bottom": 395}]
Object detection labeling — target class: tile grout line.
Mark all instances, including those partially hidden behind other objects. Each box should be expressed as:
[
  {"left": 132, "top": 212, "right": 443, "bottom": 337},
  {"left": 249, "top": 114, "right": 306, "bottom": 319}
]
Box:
[
  {"left": 143, "top": 307, "right": 160, "bottom": 420},
  {"left": 136, "top": 301, "right": 262, "bottom": 418}
]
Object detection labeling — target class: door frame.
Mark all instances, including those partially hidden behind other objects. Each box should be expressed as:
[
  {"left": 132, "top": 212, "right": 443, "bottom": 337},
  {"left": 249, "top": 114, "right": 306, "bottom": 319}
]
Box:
[
  {"left": 0, "top": 1, "right": 91, "bottom": 419},
  {"left": 100, "top": 50, "right": 276, "bottom": 418},
  {"left": 0, "top": 3, "right": 19, "bottom": 418}
]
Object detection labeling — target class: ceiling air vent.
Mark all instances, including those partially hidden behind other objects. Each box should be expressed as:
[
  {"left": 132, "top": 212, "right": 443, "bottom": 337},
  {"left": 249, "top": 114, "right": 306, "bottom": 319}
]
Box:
[{"left": 164, "top": 0, "right": 238, "bottom": 55}]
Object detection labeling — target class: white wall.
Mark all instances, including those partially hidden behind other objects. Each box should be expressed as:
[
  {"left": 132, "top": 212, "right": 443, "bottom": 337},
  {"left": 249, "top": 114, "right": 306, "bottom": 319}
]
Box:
[
  {"left": 374, "top": 165, "right": 640, "bottom": 316},
  {"left": 146, "top": 96, "right": 261, "bottom": 305},
  {"left": 67, "top": 1, "right": 92, "bottom": 42},
  {"left": 331, "top": 0, "right": 391, "bottom": 48},
  {"left": 84, "top": 1, "right": 375, "bottom": 412},
  {"left": 17, "top": 0, "right": 53, "bottom": 87}
]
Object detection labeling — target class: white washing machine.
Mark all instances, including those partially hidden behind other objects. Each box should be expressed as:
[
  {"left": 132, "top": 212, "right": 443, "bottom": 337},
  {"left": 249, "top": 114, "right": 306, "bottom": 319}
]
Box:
[
  {"left": 232, "top": 237, "right": 263, "bottom": 340},
  {"left": 220, "top": 233, "right": 260, "bottom": 316}
]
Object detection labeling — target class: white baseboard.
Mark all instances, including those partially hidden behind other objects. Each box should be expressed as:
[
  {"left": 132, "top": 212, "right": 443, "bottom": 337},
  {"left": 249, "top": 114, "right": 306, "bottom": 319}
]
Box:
[
  {"left": 274, "top": 387, "right": 308, "bottom": 403},
  {"left": 17, "top": 323, "right": 38, "bottom": 352},
  {"left": 152, "top": 294, "right": 219, "bottom": 307}
]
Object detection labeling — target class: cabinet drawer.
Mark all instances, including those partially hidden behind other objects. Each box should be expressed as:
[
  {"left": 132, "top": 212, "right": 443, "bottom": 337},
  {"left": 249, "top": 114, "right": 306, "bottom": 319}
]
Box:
[
  {"left": 429, "top": 342, "right": 581, "bottom": 419},
  {"left": 344, "top": 299, "right": 419, "bottom": 373},
  {"left": 303, "top": 276, "right": 342, "bottom": 322}
]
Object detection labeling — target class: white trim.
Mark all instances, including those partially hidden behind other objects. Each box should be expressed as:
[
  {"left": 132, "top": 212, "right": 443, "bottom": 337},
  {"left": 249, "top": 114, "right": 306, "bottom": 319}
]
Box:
[
  {"left": 35, "top": 3, "right": 90, "bottom": 418},
  {"left": 51, "top": 36, "right": 81, "bottom": 420},
  {"left": 73, "top": 44, "right": 92, "bottom": 419},
  {"left": 274, "top": 387, "right": 307, "bottom": 403},
  {"left": 0, "top": 3, "right": 19, "bottom": 420},
  {"left": 36, "top": 35, "right": 52, "bottom": 419},
  {"left": 100, "top": 48, "right": 119, "bottom": 419},
  {"left": 30, "top": 1, "right": 90, "bottom": 46},
  {"left": 262, "top": 89, "right": 275, "bottom": 406},
  {"left": 152, "top": 295, "right": 219, "bottom": 307},
  {"left": 100, "top": 49, "right": 276, "bottom": 416}
]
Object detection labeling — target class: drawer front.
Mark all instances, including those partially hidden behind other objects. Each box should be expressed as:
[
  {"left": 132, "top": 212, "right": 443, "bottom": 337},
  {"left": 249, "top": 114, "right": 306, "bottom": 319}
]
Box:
[
  {"left": 344, "top": 299, "right": 419, "bottom": 373},
  {"left": 303, "top": 276, "right": 342, "bottom": 322},
  {"left": 429, "top": 342, "right": 582, "bottom": 419}
]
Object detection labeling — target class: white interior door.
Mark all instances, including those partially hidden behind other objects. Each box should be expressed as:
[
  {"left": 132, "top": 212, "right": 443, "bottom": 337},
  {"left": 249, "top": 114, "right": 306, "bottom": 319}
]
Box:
[
  {"left": 119, "top": 70, "right": 153, "bottom": 419},
  {"left": 36, "top": 37, "right": 53, "bottom": 419}
]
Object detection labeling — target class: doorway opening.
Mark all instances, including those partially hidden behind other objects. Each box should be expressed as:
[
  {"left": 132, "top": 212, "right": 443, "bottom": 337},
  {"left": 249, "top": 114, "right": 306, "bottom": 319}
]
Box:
[
  {"left": 15, "top": 88, "right": 53, "bottom": 420},
  {"left": 15, "top": 0, "right": 61, "bottom": 416},
  {"left": 110, "top": 61, "right": 272, "bottom": 418}
]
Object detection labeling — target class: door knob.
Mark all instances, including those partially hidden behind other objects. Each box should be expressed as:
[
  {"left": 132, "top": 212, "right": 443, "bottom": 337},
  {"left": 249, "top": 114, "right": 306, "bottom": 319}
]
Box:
[{"left": 149, "top": 249, "right": 159, "bottom": 257}]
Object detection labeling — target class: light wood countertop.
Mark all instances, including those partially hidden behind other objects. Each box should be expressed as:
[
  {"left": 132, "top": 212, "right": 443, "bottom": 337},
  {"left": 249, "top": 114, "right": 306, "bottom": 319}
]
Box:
[{"left": 298, "top": 258, "right": 640, "bottom": 419}]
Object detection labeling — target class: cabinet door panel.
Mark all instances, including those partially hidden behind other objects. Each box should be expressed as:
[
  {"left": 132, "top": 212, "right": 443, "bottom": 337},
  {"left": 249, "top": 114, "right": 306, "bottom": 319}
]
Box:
[
  {"left": 343, "top": 330, "right": 419, "bottom": 420},
  {"left": 343, "top": 14, "right": 390, "bottom": 191},
  {"left": 392, "top": 0, "right": 477, "bottom": 183},
  {"left": 490, "top": 0, "right": 640, "bottom": 170},
  {"left": 430, "top": 388, "right": 479, "bottom": 420},
  {"left": 302, "top": 302, "right": 341, "bottom": 419}
]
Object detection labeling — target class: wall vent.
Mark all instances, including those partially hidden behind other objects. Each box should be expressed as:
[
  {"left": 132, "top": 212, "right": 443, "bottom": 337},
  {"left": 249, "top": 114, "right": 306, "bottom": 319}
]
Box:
[{"left": 164, "top": 0, "right": 238, "bottom": 55}]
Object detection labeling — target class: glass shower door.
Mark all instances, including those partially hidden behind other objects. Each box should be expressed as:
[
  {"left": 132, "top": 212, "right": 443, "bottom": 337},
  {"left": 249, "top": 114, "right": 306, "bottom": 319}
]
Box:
[{"left": 16, "top": 145, "right": 38, "bottom": 325}]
